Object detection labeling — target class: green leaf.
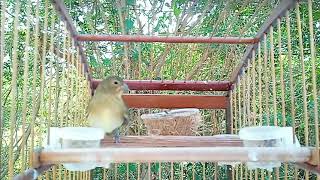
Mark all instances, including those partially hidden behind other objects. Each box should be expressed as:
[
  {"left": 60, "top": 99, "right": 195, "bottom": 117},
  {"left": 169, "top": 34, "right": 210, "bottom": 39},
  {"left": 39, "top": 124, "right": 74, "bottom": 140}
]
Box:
[
  {"left": 126, "top": 0, "right": 135, "bottom": 6},
  {"left": 103, "top": 58, "right": 111, "bottom": 66},
  {"left": 128, "top": 163, "right": 137, "bottom": 172},
  {"left": 173, "top": 1, "right": 181, "bottom": 17},
  {"left": 173, "top": 7, "right": 181, "bottom": 17},
  {"left": 125, "top": 18, "right": 134, "bottom": 32},
  {"left": 118, "top": 164, "right": 126, "bottom": 174},
  {"left": 89, "top": 55, "right": 98, "bottom": 67},
  {"left": 131, "top": 49, "right": 139, "bottom": 62}
]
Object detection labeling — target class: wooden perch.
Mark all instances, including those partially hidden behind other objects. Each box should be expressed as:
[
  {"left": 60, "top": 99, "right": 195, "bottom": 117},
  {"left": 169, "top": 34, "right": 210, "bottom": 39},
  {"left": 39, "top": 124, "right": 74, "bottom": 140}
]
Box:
[
  {"left": 100, "top": 136, "right": 243, "bottom": 147},
  {"left": 34, "top": 147, "right": 313, "bottom": 166}
]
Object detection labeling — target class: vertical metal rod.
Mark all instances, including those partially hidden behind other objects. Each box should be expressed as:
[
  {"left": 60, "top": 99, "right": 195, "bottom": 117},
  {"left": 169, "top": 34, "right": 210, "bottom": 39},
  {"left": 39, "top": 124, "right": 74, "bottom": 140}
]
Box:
[
  {"left": 9, "top": 1, "right": 21, "bottom": 178},
  {"left": 257, "top": 43, "right": 263, "bottom": 126},
  {"left": 115, "top": 163, "right": 118, "bottom": 180},
  {"left": 285, "top": 10, "right": 297, "bottom": 146},
  {"left": 127, "top": 163, "right": 129, "bottom": 180},
  {"left": 307, "top": 0, "right": 319, "bottom": 169},
  {"left": 226, "top": 92, "right": 233, "bottom": 180},
  {"left": 242, "top": 71, "right": 247, "bottom": 127},
  {"left": 30, "top": 0, "right": 40, "bottom": 168},
  {"left": 202, "top": 163, "right": 206, "bottom": 180},
  {"left": 103, "top": 168, "right": 106, "bottom": 180},
  {"left": 214, "top": 163, "right": 218, "bottom": 180},
  {"left": 0, "top": 0, "right": 5, "bottom": 174},
  {"left": 192, "top": 163, "right": 195, "bottom": 180},
  {"left": 270, "top": 26, "right": 278, "bottom": 127},
  {"left": 278, "top": 17, "right": 288, "bottom": 179},
  {"left": 238, "top": 78, "right": 242, "bottom": 130},
  {"left": 233, "top": 90, "right": 238, "bottom": 180},
  {"left": 181, "top": 163, "right": 183, "bottom": 180},
  {"left": 246, "top": 62, "right": 251, "bottom": 127},
  {"left": 226, "top": 93, "right": 233, "bottom": 134},
  {"left": 148, "top": 162, "right": 151, "bottom": 180},
  {"left": 137, "top": 163, "right": 140, "bottom": 180},
  {"left": 251, "top": 50, "right": 256, "bottom": 126},
  {"left": 263, "top": 33, "right": 270, "bottom": 125},
  {"left": 234, "top": 80, "right": 238, "bottom": 135},
  {"left": 159, "top": 162, "right": 162, "bottom": 180},
  {"left": 296, "top": 3, "right": 309, "bottom": 178},
  {"left": 269, "top": 25, "right": 280, "bottom": 179},
  {"left": 171, "top": 162, "right": 174, "bottom": 180},
  {"left": 20, "top": 0, "right": 32, "bottom": 172}
]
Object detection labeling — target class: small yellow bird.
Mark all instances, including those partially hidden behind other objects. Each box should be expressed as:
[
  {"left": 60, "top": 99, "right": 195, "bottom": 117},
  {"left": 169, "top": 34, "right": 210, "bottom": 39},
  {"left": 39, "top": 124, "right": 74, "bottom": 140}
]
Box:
[{"left": 87, "top": 76, "right": 129, "bottom": 143}]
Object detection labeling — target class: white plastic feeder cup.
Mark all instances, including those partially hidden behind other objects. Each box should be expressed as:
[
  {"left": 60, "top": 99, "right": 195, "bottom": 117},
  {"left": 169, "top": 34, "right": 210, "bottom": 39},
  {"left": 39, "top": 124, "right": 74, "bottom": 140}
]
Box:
[
  {"left": 239, "top": 126, "right": 285, "bottom": 171},
  {"left": 48, "top": 127, "right": 62, "bottom": 149},
  {"left": 60, "top": 127, "right": 105, "bottom": 171}
]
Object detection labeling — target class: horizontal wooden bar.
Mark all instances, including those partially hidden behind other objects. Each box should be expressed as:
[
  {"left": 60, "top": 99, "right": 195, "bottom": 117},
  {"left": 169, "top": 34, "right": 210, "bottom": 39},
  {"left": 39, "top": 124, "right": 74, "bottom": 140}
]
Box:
[
  {"left": 101, "top": 136, "right": 243, "bottom": 147},
  {"left": 122, "top": 94, "right": 228, "bottom": 109},
  {"left": 36, "top": 147, "right": 313, "bottom": 165},
  {"left": 77, "top": 34, "right": 258, "bottom": 44},
  {"left": 91, "top": 79, "right": 232, "bottom": 91}
]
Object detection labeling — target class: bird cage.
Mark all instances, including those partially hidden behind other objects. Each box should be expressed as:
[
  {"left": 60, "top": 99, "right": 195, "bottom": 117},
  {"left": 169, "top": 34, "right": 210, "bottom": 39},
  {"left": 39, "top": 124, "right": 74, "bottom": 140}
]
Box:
[{"left": 1, "top": 0, "right": 319, "bottom": 179}]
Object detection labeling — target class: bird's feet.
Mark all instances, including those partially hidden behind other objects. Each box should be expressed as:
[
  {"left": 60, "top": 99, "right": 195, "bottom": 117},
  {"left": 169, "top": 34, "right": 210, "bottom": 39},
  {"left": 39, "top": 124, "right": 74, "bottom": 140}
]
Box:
[
  {"left": 113, "top": 128, "right": 121, "bottom": 144},
  {"left": 114, "top": 136, "right": 120, "bottom": 144}
]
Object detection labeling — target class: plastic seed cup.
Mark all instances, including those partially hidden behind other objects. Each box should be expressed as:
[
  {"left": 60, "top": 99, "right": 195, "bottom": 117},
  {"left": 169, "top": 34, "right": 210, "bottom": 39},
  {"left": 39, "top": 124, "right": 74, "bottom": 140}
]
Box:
[
  {"left": 61, "top": 127, "right": 105, "bottom": 171},
  {"left": 141, "top": 108, "right": 201, "bottom": 136},
  {"left": 239, "top": 126, "right": 285, "bottom": 171}
]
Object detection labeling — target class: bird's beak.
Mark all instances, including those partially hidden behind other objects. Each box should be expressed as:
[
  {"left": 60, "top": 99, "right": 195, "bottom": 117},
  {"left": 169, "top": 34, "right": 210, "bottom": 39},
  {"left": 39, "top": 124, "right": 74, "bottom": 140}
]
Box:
[{"left": 122, "top": 83, "right": 129, "bottom": 93}]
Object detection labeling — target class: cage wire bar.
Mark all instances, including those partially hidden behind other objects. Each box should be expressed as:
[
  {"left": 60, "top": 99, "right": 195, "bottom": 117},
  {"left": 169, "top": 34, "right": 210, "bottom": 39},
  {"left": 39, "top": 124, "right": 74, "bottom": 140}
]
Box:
[
  {"left": 1, "top": 0, "right": 91, "bottom": 179},
  {"left": 76, "top": 34, "right": 258, "bottom": 44},
  {"left": 231, "top": 0, "right": 320, "bottom": 179},
  {"left": 0, "top": 0, "right": 319, "bottom": 179}
]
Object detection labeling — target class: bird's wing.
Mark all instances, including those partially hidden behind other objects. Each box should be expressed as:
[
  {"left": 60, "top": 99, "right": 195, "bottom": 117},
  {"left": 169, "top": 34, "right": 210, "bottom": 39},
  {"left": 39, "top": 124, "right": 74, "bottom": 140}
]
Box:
[
  {"left": 121, "top": 100, "right": 129, "bottom": 126},
  {"left": 87, "top": 95, "right": 102, "bottom": 119},
  {"left": 86, "top": 97, "right": 94, "bottom": 118},
  {"left": 122, "top": 112, "right": 129, "bottom": 126}
]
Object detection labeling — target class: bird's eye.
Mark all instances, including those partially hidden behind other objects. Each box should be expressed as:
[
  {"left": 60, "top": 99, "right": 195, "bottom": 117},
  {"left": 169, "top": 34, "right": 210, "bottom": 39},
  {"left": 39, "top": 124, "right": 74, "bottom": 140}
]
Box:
[{"left": 114, "top": 81, "right": 118, "bottom": 85}]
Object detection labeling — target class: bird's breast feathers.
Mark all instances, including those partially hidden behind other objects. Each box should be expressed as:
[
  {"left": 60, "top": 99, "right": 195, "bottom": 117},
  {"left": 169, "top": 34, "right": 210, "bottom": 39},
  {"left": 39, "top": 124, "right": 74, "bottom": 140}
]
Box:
[{"left": 88, "top": 108, "right": 124, "bottom": 133}]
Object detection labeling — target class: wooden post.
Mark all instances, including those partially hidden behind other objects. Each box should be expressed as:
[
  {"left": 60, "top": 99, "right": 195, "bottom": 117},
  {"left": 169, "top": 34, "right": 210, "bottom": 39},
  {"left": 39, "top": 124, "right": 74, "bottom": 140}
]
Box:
[
  {"left": 226, "top": 92, "right": 233, "bottom": 134},
  {"left": 225, "top": 91, "right": 233, "bottom": 180}
]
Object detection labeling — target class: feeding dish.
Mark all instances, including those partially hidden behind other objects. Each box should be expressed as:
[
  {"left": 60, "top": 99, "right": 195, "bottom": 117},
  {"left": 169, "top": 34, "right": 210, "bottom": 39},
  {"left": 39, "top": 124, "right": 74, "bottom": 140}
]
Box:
[
  {"left": 239, "top": 126, "right": 299, "bottom": 171},
  {"left": 47, "top": 127, "right": 105, "bottom": 171}
]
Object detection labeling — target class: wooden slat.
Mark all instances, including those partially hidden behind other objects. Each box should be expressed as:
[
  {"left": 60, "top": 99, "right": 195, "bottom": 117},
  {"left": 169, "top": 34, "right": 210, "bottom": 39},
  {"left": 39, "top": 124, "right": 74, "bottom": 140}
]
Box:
[
  {"left": 35, "top": 147, "right": 313, "bottom": 166},
  {"left": 91, "top": 79, "right": 232, "bottom": 91},
  {"left": 76, "top": 34, "right": 258, "bottom": 44},
  {"left": 122, "top": 94, "right": 228, "bottom": 109},
  {"left": 101, "top": 136, "right": 243, "bottom": 147}
]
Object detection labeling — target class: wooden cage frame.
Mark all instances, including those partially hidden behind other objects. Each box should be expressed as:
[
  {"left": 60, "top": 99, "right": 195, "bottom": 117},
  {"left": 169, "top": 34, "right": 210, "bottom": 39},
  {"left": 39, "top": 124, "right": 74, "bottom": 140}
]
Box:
[{"left": 5, "top": 0, "right": 319, "bottom": 179}]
